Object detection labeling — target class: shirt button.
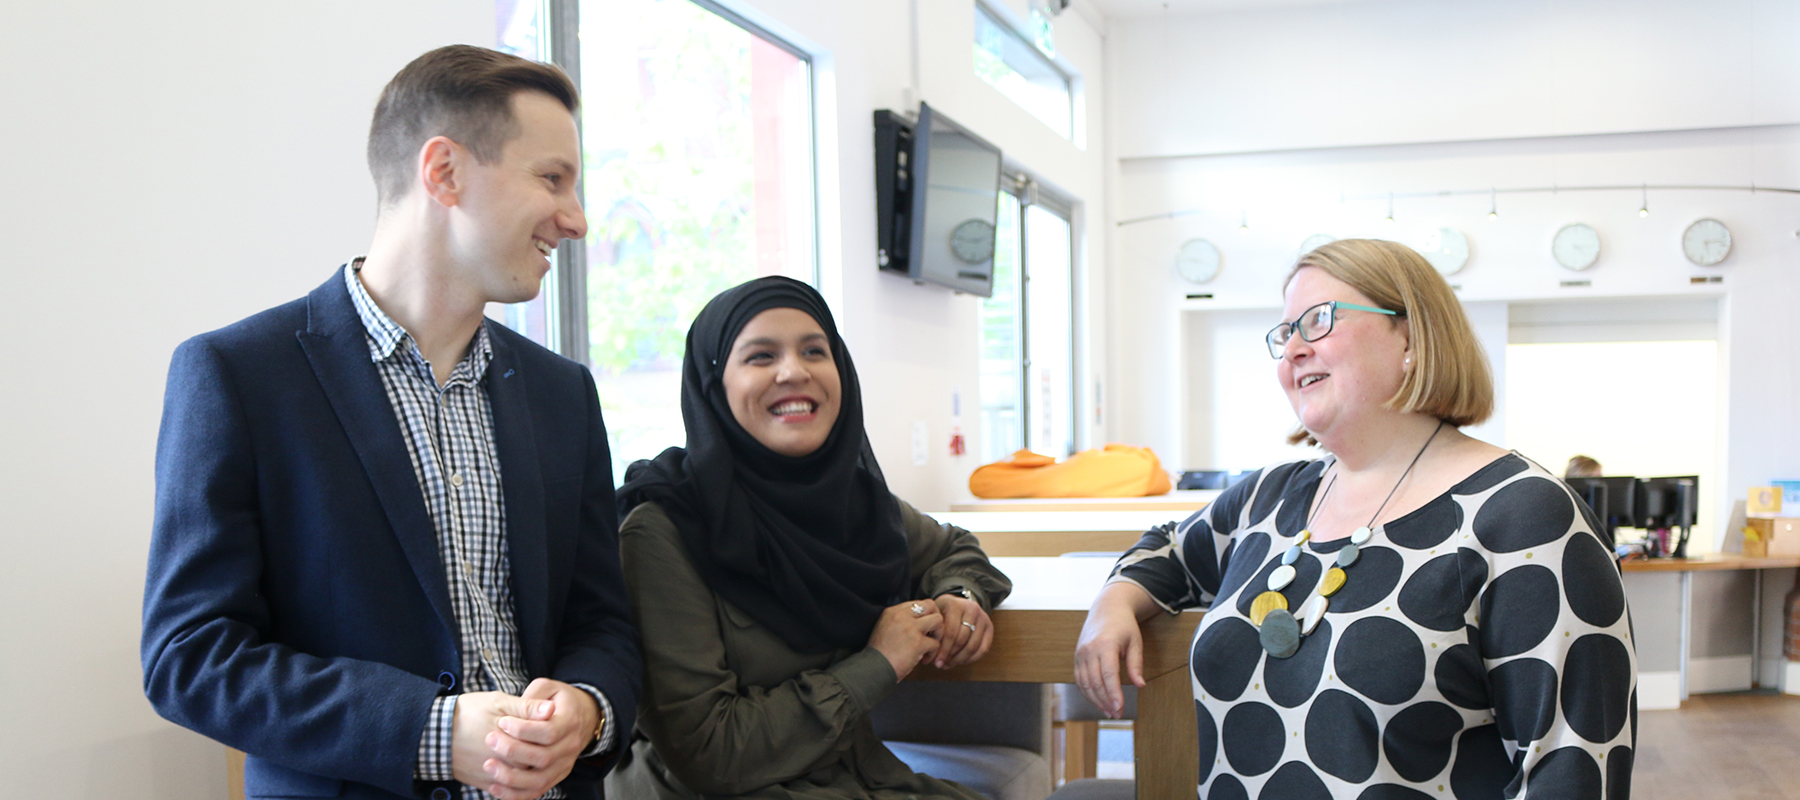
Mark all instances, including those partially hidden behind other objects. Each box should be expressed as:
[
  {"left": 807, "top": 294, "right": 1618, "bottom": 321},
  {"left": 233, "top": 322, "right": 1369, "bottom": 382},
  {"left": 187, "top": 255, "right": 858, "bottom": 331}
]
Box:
[
  {"left": 462, "top": 563, "right": 474, "bottom": 576},
  {"left": 450, "top": 472, "right": 464, "bottom": 488},
  {"left": 482, "top": 648, "right": 496, "bottom": 661}
]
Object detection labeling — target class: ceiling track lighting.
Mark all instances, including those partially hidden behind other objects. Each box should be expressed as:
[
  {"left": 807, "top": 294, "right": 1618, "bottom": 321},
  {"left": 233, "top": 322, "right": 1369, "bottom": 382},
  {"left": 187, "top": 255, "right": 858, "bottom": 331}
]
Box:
[
  {"left": 1238, "top": 209, "right": 1249, "bottom": 234},
  {"left": 1386, "top": 192, "right": 1396, "bottom": 224},
  {"left": 1639, "top": 184, "right": 1650, "bottom": 218},
  {"left": 1487, "top": 187, "right": 1498, "bottom": 221}
]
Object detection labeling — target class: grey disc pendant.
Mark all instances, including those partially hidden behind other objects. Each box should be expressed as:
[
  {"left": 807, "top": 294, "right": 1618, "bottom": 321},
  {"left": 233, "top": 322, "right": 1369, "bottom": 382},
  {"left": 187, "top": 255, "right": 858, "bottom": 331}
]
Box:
[
  {"left": 1336, "top": 543, "right": 1361, "bottom": 568},
  {"left": 1259, "top": 609, "right": 1301, "bottom": 658}
]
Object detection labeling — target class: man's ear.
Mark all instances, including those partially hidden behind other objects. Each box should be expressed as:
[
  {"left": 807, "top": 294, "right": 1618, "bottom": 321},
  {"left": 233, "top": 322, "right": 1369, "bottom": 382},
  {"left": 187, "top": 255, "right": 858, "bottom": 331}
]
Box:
[{"left": 416, "top": 136, "right": 463, "bottom": 208}]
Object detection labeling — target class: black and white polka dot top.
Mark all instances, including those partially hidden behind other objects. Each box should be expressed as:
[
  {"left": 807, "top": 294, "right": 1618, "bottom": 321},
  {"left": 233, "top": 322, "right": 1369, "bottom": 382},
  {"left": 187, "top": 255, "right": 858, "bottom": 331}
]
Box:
[{"left": 1111, "top": 453, "right": 1636, "bottom": 800}]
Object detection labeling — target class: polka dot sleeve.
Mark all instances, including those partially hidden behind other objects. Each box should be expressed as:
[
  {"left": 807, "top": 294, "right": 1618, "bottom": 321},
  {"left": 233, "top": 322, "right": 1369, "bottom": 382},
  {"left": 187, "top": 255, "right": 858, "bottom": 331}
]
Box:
[
  {"left": 1109, "top": 461, "right": 1318, "bottom": 613},
  {"left": 1459, "top": 470, "right": 1638, "bottom": 798}
]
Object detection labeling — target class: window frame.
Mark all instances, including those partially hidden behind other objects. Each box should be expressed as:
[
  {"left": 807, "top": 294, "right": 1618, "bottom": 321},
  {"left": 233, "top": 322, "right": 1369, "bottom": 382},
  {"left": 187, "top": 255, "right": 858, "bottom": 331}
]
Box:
[
  {"left": 989, "top": 171, "right": 1079, "bottom": 457},
  {"left": 530, "top": 0, "right": 822, "bottom": 367},
  {"left": 972, "top": 0, "right": 1078, "bottom": 141}
]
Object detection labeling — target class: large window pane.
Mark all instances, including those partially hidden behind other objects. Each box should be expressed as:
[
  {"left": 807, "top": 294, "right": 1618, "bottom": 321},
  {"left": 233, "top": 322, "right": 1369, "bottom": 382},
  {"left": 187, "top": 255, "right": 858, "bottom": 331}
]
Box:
[
  {"left": 1024, "top": 203, "right": 1073, "bottom": 458},
  {"left": 580, "top": 0, "right": 815, "bottom": 481},
  {"left": 979, "top": 192, "right": 1023, "bottom": 464},
  {"left": 974, "top": 5, "right": 1072, "bottom": 139}
]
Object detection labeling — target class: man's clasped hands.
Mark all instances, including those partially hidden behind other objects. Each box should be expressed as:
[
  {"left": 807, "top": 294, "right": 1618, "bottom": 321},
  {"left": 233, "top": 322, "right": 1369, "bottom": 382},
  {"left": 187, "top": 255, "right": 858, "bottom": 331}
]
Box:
[{"left": 451, "top": 678, "right": 602, "bottom": 800}]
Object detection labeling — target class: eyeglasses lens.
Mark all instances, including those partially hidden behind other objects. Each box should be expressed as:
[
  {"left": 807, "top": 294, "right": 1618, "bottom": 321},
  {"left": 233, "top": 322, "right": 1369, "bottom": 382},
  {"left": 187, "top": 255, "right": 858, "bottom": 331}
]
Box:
[{"left": 1301, "top": 304, "right": 1335, "bottom": 342}]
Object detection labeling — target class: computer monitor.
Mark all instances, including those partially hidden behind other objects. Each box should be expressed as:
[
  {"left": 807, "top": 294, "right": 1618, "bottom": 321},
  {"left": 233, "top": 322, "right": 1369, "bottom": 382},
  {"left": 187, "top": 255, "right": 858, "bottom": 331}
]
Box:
[
  {"left": 1637, "top": 476, "right": 1698, "bottom": 529},
  {"left": 1566, "top": 476, "right": 1638, "bottom": 542}
]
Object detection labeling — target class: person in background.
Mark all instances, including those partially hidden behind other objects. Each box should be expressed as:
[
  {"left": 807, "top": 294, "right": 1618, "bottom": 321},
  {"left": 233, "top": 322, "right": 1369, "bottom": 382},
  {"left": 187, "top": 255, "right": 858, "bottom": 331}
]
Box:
[
  {"left": 142, "top": 46, "right": 640, "bottom": 800},
  {"left": 1075, "top": 239, "right": 1636, "bottom": 799},
  {"left": 1566, "top": 455, "right": 1604, "bottom": 478},
  {"left": 606, "top": 277, "right": 1011, "bottom": 800}
]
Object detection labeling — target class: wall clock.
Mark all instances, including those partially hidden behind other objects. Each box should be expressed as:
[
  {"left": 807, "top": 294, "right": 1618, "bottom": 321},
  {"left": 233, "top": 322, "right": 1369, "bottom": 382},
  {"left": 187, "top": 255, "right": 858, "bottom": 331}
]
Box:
[
  {"left": 1419, "top": 227, "right": 1469, "bottom": 275},
  {"left": 1552, "top": 222, "right": 1601, "bottom": 271},
  {"left": 1682, "top": 218, "right": 1731, "bottom": 266},
  {"left": 950, "top": 219, "right": 996, "bottom": 264},
  {"left": 1176, "top": 238, "right": 1221, "bottom": 283}
]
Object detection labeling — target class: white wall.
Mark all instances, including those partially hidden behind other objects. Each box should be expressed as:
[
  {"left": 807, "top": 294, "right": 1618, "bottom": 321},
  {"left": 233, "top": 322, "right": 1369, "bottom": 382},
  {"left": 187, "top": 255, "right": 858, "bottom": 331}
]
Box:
[
  {"left": 1108, "top": 0, "right": 1800, "bottom": 158},
  {"left": 1104, "top": 0, "right": 1800, "bottom": 536},
  {"left": 0, "top": 0, "right": 1105, "bottom": 795},
  {"left": 0, "top": 2, "right": 493, "bottom": 797}
]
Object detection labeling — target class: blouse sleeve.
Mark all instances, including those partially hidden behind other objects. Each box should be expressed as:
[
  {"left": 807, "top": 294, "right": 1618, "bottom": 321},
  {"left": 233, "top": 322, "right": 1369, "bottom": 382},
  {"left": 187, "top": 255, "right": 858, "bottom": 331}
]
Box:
[
  {"left": 900, "top": 499, "right": 1013, "bottom": 610},
  {"left": 618, "top": 503, "right": 900, "bottom": 797},
  {"left": 1106, "top": 465, "right": 1268, "bottom": 613},
  {"left": 1467, "top": 476, "right": 1637, "bottom": 798}
]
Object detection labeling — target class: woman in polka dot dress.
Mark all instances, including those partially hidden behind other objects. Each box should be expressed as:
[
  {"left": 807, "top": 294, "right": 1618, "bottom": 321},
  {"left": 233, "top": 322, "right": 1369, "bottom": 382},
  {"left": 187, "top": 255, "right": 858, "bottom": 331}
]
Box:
[{"left": 1075, "top": 239, "right": 1636, "bottom": 800}]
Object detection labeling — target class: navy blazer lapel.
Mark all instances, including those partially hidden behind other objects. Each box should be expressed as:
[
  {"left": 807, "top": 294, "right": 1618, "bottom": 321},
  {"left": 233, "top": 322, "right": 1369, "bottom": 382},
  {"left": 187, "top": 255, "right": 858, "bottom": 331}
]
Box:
[
  {"left": 295, "top": 268, "right": 458, "bottom": 639},
  {"left": 486, "top": 330, "right": 550, "bottom": 671}
]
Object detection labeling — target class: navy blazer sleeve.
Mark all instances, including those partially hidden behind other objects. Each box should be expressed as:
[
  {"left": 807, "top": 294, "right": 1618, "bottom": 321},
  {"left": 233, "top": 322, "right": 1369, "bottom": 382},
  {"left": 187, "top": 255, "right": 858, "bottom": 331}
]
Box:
[
  {"left": 550, "top": 365, "right": 641, "bottom": 773},
  {"left": 142, "top": 335, "right": 440, "bottom": 796}
]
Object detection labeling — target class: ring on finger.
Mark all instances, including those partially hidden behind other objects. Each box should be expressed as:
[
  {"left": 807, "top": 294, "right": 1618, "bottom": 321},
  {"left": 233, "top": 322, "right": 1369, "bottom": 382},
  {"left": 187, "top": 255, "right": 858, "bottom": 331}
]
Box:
[
  {"left": 962, "top": 621, "right": 976, "bottom": 632},
  {"left": 910, "top": 602, "right": 925, "bottom": 617}
]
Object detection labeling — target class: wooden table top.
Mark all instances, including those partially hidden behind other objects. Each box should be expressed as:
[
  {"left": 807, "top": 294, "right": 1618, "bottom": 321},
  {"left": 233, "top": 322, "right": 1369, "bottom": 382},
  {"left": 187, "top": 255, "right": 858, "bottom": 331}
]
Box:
[
  {"left": 909, "top": 556, "right": 1201, "bottom": 684},
  {"left": 930, "top": 510, "right": 1187, "bottom": 534},
  {"left": 1619, "top": 554, "right": 1800, "bottom": 573},
  {"left": 948, "top": 489, "right": 1220, "bottom": 513},
  {"left": 926, "top": 512, "right": 1189, "bottom": 557}
]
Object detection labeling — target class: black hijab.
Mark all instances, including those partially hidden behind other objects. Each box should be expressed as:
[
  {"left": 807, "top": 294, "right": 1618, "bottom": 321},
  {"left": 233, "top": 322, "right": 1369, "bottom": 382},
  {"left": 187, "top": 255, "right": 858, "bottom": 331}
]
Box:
[{"left": 617, "top": 276, "right": 911, "bottom": 654}]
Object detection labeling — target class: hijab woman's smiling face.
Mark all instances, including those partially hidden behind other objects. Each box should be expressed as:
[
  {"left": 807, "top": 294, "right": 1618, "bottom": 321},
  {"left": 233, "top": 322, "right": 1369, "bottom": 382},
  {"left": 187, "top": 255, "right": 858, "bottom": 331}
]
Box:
[{"left": 723, "top": 307, "right": 843, "bottom": 457}]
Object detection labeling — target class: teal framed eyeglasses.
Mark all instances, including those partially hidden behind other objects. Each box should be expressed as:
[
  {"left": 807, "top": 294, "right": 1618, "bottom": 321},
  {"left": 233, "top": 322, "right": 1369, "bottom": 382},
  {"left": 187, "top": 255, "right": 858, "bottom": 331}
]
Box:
[{"left": 1266, "top": 301, "right": 1402, "bottom": 358}]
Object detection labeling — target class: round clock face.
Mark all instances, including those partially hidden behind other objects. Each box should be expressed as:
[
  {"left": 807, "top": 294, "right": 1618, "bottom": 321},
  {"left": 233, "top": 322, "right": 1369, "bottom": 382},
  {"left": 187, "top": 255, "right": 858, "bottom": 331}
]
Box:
[
  {"left": 1298, "top": 234, "right": 1336, "bottom": 257},
  {"left": 1176, "top": 238, "right": 1221, "bottom": 284},
  {"left": 1552, "top": 223, "right": 1601, "bottom": 271},
  {"left": 949, "top": 219, "right": 996, "bottom": 264},
  {"left": 1682, "top": 218, "right": 1732, "bottom": 266},
  {"left": 1418, "top": 227, "right": 1470, "bottom": 275}
]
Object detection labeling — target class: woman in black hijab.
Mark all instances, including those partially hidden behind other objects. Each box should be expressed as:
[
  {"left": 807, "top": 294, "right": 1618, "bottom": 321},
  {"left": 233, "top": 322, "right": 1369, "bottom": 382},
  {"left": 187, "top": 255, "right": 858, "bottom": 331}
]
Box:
[{"left": 605, "top": 277, "right": 1011, "bottom": 800}]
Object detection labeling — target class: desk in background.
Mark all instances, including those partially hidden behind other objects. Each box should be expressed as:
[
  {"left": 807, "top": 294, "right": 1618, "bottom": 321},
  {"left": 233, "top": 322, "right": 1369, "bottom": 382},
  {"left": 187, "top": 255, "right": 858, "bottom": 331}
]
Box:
[{"left": 1619, "top": 554, "right": 1800, "bottom": 706}]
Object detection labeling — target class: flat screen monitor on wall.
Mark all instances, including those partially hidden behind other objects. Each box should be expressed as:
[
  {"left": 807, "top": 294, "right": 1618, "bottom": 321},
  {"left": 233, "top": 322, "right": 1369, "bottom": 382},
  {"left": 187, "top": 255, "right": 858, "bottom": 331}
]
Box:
[{"left": 872, "top": 102, "right": 1002, "bottom": 297}]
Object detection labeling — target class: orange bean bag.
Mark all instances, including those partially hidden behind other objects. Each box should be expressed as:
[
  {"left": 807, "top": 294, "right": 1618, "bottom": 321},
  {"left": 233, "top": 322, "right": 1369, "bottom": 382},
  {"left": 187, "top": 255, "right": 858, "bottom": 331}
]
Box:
[{"left": 968, "top": 444, "right": 1173, "bottom": 498}]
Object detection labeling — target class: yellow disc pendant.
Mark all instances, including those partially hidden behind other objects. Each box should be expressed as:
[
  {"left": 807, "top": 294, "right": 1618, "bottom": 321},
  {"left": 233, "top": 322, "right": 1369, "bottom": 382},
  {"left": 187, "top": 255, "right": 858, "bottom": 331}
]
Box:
[
  {"left": 1320, "top": 567, "right": 1348, "bottom": 597},
  {"left": 1250, "top": 591, "right": 1289, "bottom": 626},
  {"left": 1296, "top": 529, "right": 1313, "bottom": 544}
]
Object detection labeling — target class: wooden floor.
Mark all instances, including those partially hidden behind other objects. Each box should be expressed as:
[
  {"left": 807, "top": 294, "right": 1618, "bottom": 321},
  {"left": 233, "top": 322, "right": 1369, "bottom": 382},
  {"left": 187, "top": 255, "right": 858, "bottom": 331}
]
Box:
[{"left": 1635, "top": 692, "right": 1800, "bottom": 799}]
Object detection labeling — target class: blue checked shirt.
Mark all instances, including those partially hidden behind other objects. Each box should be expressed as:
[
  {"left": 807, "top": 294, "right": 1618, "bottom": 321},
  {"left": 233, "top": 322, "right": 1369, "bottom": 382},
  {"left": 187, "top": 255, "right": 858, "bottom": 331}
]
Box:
[{"left": 346, "top": 263, "right": 613, "bottom": 799}]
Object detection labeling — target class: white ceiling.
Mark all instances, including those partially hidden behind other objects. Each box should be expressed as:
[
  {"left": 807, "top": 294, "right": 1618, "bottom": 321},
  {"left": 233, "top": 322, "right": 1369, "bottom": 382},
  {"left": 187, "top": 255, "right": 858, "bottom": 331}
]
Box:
[{"left": 1079, "top": 0, "right": 1381, "bottom": 18}]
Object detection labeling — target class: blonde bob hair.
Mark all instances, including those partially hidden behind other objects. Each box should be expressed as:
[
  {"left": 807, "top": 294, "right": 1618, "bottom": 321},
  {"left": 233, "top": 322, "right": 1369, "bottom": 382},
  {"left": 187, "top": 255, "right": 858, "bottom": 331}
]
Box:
[{"left": 1283, "top": 238, "right": 1494, "bottom": 446}]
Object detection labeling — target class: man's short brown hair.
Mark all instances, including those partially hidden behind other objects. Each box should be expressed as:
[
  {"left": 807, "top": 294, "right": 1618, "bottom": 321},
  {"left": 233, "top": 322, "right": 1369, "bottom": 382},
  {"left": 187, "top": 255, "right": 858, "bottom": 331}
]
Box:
[
  {"left": 1283, "top": 238, "right": 1495, "bottom": 446},
  {"left": 367, "top": 45, "right": 579, "bottom": 207}
]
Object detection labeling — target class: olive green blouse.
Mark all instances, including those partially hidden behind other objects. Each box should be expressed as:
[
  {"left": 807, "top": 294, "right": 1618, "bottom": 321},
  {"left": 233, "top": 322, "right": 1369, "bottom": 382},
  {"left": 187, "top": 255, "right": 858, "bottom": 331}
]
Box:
[{"left": 604, "top": 499, "right": 1012, "bottom": 800}]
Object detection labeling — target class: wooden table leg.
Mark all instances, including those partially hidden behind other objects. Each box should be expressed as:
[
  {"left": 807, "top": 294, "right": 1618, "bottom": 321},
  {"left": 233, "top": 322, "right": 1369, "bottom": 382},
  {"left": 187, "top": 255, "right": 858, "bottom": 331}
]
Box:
[
  {"left": 228, "top": 748, "right": 245, "bottom": 800},
  {"left": 1060, "top": 719, "right": 1100, "bottom": 782},
  {"left": 1134, "top": 667, "right": 1196, "bottom": 800}
]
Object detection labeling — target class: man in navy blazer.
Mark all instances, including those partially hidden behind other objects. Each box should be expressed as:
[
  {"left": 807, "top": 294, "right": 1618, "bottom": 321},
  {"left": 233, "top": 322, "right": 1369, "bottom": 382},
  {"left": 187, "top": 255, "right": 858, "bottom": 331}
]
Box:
[{"left": 142, "top": 46, "right": 640, "bottom": 800}]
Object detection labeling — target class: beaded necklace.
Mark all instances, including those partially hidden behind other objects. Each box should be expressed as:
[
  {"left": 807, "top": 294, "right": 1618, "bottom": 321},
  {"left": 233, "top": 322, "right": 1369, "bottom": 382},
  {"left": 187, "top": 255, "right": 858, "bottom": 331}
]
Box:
[{"left": 1251, "top": 420, "right": 1446, "bottom": 658}]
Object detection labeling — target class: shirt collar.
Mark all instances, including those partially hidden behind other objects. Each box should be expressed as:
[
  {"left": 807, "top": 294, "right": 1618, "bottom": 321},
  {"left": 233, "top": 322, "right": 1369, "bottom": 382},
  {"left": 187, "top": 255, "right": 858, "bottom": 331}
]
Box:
[{"left": 344, "top": 258, "right": 494, "bottom": 385}]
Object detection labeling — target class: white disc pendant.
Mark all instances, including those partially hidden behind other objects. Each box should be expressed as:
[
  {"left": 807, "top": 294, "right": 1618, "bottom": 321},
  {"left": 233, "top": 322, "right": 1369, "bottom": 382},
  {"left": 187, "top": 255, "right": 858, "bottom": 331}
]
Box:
[
  {"left": 1298, "top": 595, "right": 1328, "bottom": 635},
  {"left": 1267, "top": 564, "right": 1297, "bottom": 591},
  {"left": 1350, "top": 527, "right": 1373, "bottom": 545}
]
